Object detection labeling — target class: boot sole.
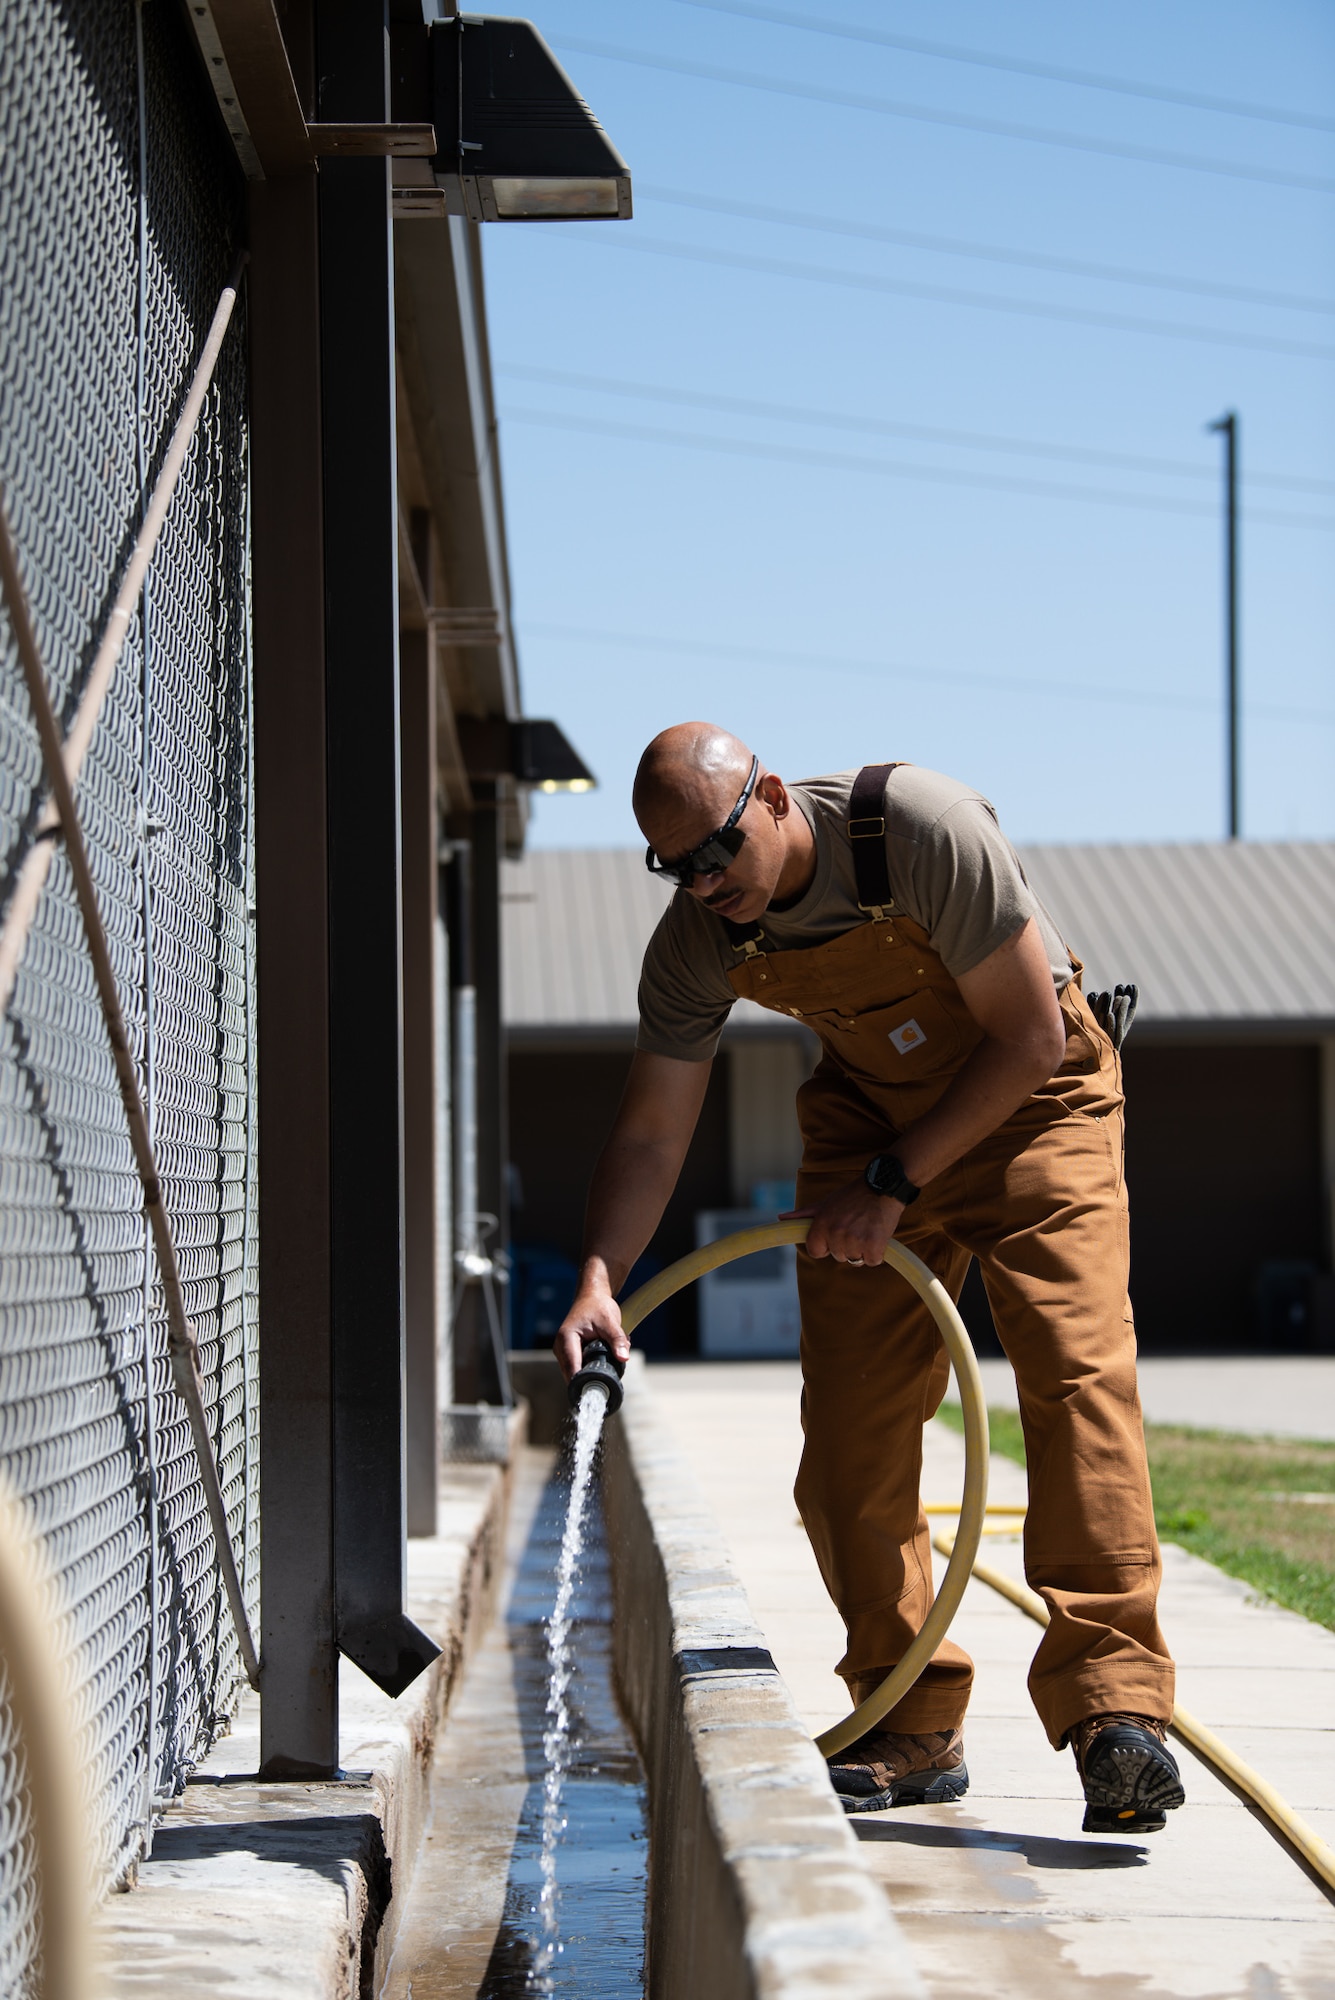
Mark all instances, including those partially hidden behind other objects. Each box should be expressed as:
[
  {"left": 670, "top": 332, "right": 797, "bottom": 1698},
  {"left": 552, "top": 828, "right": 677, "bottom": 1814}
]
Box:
[
  {"left": 1082, "top": 1804, "right": 1168, "bottom": 1835},
  {"left": 1080, "top": 1729, "right": 1184, "bottom": 1835},
  {"left": 836, "top": 1762, "right": 970, "bottom": 1815}
]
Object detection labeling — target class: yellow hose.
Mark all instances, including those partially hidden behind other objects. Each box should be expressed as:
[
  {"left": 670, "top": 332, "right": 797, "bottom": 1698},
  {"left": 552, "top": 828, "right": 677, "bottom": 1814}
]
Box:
[
  {"left": 618, "top": 1220, "right": 990, "bottom": 1759},
  {"left": 932, "top": 1524, "right": 1335, "bottom": 1894},
  {"left": 621, "top": 1225, "right": 1335, "bottom": 1891},
  {"left": 0, "top": 1479, "right": 90, "bottom": 1999}
]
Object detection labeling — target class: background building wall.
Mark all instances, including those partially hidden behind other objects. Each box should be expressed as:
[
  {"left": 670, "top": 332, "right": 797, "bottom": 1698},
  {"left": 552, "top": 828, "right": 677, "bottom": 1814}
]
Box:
[
  {"left": 508, "top": 1046, "right": 731, "bottom": 1351},
  {"left": 1122, "top": 1042, "right": 1324, "bottom": 1351},
  {"left": 509, "top": 1033, "right": 1331, "bottom": 1358}
]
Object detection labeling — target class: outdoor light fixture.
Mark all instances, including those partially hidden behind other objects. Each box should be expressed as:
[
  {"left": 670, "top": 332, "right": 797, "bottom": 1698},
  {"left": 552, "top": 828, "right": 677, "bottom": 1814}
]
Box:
[
  {"left": 519, "top": 720, "right": 597, "bottom": 793},
  {"left": 458, "top": 716, "right": 597, "bottom": 793},
  {"left": 430, "top": 15, "right": 631, "bottom": 223}
]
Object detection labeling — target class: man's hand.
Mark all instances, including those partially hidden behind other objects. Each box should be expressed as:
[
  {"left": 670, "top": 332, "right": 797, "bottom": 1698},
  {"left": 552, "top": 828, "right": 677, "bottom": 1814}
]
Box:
[
  {"left": 554, "top": 1271, "right": 632, "bottom": 1382},
  {"left": 796, "top": 1182, "right": 904, "bottom": 1267}
]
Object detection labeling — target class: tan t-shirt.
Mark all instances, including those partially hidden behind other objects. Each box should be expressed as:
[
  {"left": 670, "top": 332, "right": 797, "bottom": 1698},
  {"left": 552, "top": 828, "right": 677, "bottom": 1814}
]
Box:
[{"left": 636, "top": 765, "right": 1074, "bottom": 1062}]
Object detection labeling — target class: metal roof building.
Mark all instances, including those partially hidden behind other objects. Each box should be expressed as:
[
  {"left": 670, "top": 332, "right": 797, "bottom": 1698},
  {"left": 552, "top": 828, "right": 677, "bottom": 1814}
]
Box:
[
  {"left": 1021, "top": 842, "right": 1335, "bottom": 1039},
  {"left": 503, "top": 841, "right": 1335, "bottom": 1042}
]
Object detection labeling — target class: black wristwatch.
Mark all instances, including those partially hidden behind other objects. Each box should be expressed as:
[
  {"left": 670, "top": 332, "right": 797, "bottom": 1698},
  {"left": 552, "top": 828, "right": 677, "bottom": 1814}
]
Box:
[{"left": 865, "top": 1153, "right": 921, "bottom": 1205}]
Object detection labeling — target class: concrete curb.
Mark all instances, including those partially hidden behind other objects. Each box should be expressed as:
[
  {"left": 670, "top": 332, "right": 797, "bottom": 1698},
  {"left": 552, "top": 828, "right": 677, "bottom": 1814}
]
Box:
[
  {"left": 603, "top": 1363, "right": 924, "bottom": 2000},
  {"left": 91, "top": 1425, "right": 523, "bottom": 1999}
]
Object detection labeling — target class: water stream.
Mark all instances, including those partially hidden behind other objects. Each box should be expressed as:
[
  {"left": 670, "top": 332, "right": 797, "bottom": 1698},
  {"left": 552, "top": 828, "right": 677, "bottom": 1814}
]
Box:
[
  {"left": 532, "top": 1386, "right": 610, "bottom": 1991},
  {"left": 382, "top": 1421, "right": 647, "bottom": 1999}
]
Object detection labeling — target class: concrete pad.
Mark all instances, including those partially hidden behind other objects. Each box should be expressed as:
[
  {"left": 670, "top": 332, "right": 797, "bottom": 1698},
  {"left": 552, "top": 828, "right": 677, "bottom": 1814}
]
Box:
[
  {"left": 648, "top": 1360, "right": 1335, "bottom": 1997},
  {"left": 91, "top": 1460, "right": 513, "bottom": 2000}
]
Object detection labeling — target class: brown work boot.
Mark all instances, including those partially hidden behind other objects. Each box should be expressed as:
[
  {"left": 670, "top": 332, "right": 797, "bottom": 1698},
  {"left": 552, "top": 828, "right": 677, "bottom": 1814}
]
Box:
[
  {"left": 826, "top": 1726, "right": 968, "bottom": 1814},
  {"left": 1069, "top": 1711, "right": 1185, "bottom": 1834}
]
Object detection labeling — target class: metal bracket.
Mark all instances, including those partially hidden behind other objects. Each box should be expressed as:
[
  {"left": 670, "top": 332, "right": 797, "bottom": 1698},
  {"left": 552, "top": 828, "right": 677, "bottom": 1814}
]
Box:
[{"left": 309, "top": 123, "right": 438, "bottom": 157}]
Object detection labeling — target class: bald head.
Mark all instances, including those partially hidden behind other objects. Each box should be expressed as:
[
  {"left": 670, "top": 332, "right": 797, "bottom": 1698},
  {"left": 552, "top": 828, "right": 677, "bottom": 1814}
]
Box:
[
  {"left": 633, "top": 721, "right": 813, "bottom": 917},
  {"left": 633, "top": 722, "right": 755, "bottom": 834}
]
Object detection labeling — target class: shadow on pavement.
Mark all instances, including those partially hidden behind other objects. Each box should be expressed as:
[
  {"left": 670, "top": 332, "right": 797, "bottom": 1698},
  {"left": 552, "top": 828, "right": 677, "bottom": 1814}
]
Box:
[{"left": 851, "top": 1818, "right": 1150, "bottom": 1870}]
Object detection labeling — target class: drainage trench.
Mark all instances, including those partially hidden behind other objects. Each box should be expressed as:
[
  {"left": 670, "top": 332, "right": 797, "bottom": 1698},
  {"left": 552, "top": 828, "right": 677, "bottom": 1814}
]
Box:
[{"left": 382, "top": 1441, "right": 648, "bottom": 1998}]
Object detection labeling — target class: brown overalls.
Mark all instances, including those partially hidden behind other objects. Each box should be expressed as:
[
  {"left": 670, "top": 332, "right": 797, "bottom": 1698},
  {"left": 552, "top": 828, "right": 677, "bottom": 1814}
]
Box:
[{"left": 722, "top": 766, "right": 1175, "bottom": 1748}]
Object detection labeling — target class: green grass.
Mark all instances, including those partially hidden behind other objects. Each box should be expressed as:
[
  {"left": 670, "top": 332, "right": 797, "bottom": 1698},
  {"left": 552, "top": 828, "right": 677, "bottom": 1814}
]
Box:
[{"left": 936, "top": 1401, "right": 1335, "bottom": 1633}]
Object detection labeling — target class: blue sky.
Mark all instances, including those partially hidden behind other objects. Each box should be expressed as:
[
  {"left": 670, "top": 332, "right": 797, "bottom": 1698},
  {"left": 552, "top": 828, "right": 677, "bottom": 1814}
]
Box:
[{"left": 480, "top": 0, "right": 1335, "bottom": 850}]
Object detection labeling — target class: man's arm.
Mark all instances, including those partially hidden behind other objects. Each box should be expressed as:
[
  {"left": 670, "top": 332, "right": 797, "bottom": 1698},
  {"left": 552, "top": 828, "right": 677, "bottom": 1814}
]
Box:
[
  {"left": 804, "top": 916, "right": 1067, "bottom": 1262},
  {"left": 554, "top": 1050, "right": 713, "bottom": 1378}
]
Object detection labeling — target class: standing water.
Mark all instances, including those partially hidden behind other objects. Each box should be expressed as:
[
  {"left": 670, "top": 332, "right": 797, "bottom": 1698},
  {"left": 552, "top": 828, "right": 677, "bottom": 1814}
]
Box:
[{"left": 532, "top": 1384, "right": 609, "bottom": 1991}]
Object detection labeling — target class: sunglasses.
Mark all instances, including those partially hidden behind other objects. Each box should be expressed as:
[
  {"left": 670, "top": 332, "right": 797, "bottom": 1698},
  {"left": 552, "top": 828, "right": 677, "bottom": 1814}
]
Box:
[{"left": 645, "top": 755, "right": 759, "bottom": 886}]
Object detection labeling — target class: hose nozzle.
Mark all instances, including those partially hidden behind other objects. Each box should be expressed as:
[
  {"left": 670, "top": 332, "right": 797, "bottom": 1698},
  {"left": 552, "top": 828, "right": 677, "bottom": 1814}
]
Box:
[{"left": 568, "top": 1337, "right": 625, "bottom": 1414}]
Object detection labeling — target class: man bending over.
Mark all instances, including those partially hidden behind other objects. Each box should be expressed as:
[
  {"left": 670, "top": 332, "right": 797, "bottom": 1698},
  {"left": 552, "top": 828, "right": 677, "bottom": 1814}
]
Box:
[{"left": 556, "top": 722, "right": 1183, "bottom": 1835}]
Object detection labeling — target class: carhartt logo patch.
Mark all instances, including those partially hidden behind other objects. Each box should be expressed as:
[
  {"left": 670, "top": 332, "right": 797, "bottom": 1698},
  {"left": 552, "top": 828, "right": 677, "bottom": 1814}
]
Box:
[{"left": 889, "top": 1018, "right": 926, "bottom": 1054}]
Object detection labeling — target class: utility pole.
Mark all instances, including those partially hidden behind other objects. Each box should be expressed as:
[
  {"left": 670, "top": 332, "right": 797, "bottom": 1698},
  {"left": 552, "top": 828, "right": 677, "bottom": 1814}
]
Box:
[{"left": 1208, "top": 411, "right": 1240, "bottom": 840}]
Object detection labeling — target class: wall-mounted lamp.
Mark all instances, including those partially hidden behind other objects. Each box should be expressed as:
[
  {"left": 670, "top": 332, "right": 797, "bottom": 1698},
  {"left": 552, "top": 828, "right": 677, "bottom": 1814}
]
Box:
[
  {"left": 431, "top": 16, "right": 631, "bottom": 223},
  {"left": 516, "top": 719, "right": 597, "bottom": 793},
  {"left": 458, "top": 716, "right": 597, "bottom": 793}
]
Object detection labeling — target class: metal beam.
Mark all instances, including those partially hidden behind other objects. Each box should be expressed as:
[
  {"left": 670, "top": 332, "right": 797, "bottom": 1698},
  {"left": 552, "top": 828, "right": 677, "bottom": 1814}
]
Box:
[
  {"left": 309, "top": 121, "right": 436, "bottom": 155},
  {"left": 250, "top": 157, "right": 338, "bottom": 1775},
  {"left": 471, "top": 780, "right": 510, "bottom": 1367},
  {"left": 444, "top": 837, "right": 491, "bottom": 1407},
  {"left": 401, "top": 621, "right": 441, "bottom": 1536},
  {"left": 317, "top": 0, "right": 437, "bottom": 1697},
  {"left": 189, "top": 0, "right": 312, "bottom": 176}
]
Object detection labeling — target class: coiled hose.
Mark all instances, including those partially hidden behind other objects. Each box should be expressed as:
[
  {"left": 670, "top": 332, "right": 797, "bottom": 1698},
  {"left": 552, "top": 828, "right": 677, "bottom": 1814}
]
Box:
[
  {"left": 622, "top": 1222, "right": 1335, "bottom": 1892},
  {"left": 619, "top": 1218, "right": 989, "bottom": 1759}
]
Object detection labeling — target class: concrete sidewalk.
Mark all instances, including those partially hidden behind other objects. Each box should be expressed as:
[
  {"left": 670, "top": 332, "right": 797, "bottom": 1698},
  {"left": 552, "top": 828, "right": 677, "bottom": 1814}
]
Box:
[
  {"left": 966, "top": 1354, "right": 1335, "bottom": 1441},
  {"left": 648, "top": 1361, "right": 1335, "bottom": 1997}
]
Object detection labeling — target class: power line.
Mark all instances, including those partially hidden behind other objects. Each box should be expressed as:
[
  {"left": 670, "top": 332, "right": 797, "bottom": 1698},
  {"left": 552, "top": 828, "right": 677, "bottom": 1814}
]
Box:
[
  {"left": 552, "top": 37, "right": 1335, "bottom": 196},
  {"left": 556, "top": 228, "right": 1335, "bottom": 363},
  {"left": 640, "top": 184, "right": 1335, "bottom": 319},
  {"left": 498, "top": 365, "right": 1335, "bottom": 498},
  {"left": 500, "top": 406, "right": 1335, "bottom": 531},
  {"left": 521, "top": 621, "right": 1335, "bottom": 728},
  {"left": 671, "top": 0, "right": 1335, "bottom": 137}
]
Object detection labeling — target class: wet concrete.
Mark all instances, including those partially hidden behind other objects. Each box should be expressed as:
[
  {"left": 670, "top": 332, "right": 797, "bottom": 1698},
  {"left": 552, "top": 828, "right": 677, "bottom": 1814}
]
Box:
[{"left": 381, "top": 1446, "right": 648, "bottom": 1999}]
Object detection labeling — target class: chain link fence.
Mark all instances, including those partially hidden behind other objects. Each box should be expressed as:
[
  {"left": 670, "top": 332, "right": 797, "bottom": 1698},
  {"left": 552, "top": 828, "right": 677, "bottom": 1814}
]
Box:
[{"left": 0, "top": 0, "right": 255, "bottom": 1971}]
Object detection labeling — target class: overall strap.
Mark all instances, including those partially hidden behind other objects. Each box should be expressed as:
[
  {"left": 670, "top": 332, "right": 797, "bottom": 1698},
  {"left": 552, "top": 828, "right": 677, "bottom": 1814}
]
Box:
[
  {"left": 848, "top": 762, "right": 902, "bottom": 919},
  {"left": 718, "top": 759, "right": 904, "bottom": 952}
]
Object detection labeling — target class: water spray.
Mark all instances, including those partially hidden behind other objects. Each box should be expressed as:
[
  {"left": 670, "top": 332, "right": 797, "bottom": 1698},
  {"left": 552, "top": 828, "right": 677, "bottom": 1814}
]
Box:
[{"left": 533, "top": 1338, "right": 626, "bottom": 1990}]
